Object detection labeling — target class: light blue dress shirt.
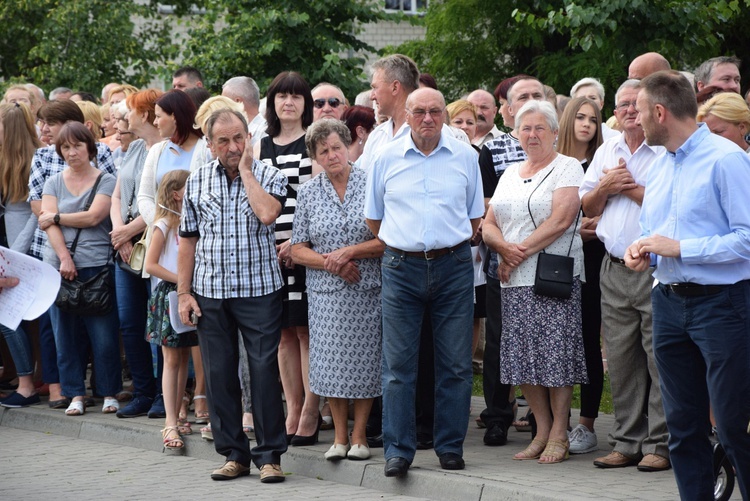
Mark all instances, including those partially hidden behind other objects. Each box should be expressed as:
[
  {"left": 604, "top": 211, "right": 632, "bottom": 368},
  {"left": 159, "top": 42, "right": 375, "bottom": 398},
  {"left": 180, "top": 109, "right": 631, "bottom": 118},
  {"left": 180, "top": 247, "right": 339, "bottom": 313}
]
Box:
[
  {"left": 365, "top": 127, "right": 485, "bottom": 252},
  {"left": 639, "top": 124, "right": 750, "bottom": 284}
]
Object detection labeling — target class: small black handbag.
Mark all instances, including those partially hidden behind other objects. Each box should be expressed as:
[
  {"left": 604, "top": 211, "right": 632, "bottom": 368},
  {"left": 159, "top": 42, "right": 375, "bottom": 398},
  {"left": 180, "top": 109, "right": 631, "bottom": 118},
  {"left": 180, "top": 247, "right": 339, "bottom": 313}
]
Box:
[
  {"left": 527, "top": 167, "right": 580, "bottom": 300},
  {"left": 54, "top": 173, "right": 115, "bottom": 316}
]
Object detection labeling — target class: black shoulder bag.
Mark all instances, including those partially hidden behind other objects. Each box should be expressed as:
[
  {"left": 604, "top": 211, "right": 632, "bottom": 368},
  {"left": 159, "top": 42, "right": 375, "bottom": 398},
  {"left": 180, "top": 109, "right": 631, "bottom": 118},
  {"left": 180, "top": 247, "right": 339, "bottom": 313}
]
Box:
[
  {"left": 55, "top": 173, "right": 115, "bottom": 315},
  {"left": 527, "top": 167, "right": 580, "bottom": 300}
]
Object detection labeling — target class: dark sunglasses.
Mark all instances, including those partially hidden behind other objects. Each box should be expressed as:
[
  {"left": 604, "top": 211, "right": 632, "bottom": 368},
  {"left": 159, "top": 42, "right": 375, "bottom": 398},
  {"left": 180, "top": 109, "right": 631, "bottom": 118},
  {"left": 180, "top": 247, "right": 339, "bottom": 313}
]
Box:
[{"left": 314, "top": 97, "right": 342, "bottom": 109}]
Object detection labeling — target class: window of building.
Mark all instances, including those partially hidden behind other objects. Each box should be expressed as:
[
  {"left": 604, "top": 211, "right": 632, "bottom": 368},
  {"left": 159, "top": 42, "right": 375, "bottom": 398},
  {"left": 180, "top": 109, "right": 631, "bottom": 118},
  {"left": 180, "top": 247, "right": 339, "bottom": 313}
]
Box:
[{"left": 385, "top": 0, "right": 428, "bottom": 15}]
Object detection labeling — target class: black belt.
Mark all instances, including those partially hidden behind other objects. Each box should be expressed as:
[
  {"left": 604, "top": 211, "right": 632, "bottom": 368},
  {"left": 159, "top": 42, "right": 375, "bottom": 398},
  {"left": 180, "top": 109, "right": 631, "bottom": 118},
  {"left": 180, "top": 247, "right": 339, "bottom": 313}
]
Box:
[
  {"left": 386, "top": 242, "right": 467, "bottom": 260},
  {"left": 608, "top": 253, "right": 626, "bottom": 265},
  {"left": 664, "top": 282, "right": 724, "bottom": 297}
]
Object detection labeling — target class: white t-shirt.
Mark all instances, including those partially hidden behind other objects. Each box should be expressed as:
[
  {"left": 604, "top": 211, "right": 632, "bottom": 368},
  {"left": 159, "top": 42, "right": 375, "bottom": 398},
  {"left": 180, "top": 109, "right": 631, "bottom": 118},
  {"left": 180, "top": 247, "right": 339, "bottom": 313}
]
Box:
[
  {"left": 489, "top": 154, "right": 584, "bottom": 287},
  {"left": 150, "top": 218, "right": 180, "bottom": 291}
]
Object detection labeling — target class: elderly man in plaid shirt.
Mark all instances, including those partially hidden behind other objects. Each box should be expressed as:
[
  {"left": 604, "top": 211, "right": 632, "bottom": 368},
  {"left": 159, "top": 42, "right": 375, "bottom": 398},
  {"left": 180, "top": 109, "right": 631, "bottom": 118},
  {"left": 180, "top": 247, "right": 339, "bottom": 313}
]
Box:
[{"left": 177, "top": 109, "right": 288, "bottom": 483}]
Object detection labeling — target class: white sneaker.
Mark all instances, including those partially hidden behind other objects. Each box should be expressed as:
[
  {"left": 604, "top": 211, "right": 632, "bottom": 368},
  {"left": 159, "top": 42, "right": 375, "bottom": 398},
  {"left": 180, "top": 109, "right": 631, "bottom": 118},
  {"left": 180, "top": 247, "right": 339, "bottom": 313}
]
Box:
[{"left": 568, "top": 424, "right": 598, "bottom": 454}]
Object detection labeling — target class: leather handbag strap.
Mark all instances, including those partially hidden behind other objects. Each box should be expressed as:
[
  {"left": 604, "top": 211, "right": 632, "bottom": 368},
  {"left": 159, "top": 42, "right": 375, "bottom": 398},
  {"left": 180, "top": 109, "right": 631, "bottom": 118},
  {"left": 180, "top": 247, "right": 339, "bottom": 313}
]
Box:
[
  {"left": 68, "top": 173, "right": 104, "bottom": 258},
  {"left": 526, "top": 164, "right": 580, "bottom": 258}
]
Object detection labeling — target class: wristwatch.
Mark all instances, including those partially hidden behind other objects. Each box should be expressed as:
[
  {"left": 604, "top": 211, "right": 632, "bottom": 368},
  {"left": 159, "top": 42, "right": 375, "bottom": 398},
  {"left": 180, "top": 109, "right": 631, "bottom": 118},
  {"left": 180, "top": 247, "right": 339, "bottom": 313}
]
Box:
[{"left": 54, "top": 213, "right": 60, "bottom": 225}]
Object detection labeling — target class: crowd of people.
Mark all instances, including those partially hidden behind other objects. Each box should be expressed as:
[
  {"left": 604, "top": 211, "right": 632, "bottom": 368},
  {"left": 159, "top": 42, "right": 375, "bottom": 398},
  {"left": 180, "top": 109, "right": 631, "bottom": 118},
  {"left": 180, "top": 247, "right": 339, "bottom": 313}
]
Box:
[{"left": 0, "top": 52, "right": 748, "bottom": 499}]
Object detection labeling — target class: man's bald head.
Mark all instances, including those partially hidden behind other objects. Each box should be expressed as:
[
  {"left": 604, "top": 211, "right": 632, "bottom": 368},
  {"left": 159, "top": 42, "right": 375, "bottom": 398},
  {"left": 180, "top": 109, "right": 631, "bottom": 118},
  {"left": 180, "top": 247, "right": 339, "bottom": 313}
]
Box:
[
  {"left": 406, "top": 87, "right": 446, "bottom": 110},
  {"left": 628, "top": 52, "right": 671, "bottom": 80}
]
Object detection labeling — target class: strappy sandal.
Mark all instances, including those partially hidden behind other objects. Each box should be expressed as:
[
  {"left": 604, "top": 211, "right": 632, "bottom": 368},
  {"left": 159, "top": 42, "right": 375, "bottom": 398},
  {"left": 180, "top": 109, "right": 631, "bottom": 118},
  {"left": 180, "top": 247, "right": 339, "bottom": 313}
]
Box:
[
  {"left": 177, "top": 418, "right": 193, "bottom": 435},
  {"left": 200, "top": 423, "right": 213, "bottom": 441},
  {"left": 162, "top": 426, "right": 184, "bottom": 452},
  {"left": 513, "top": 438, "right": 548, "bottom": 460},
  {"left": 193, "top": 394, "right": 209, "bottom": 424},
  {"left": 102, "top": 397, "right": 119, "bottom": 414},
  {"left": 178, "top": 391, "right": 192, "bottom": 423},
  {"left": 513, "top": 408, "right": 533, "bottom": 432},
  {"left": 538, "top": 438, "right": 570, "bottom": 464},
  {"left": 65, "top": 399, "right": 85, "bottom": 416}
]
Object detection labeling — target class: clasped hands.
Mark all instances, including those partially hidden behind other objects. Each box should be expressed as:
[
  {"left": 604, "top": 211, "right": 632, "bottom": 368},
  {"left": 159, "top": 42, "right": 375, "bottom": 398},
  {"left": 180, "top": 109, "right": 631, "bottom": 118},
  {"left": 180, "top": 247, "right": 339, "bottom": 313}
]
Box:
[
  {"left": 322, "top": 247, "right": 360, "bottom": 284},
  {"left": 498, "top": 242, "right": 528, "bottom": 283},
  {"left": 624, "top": 234, "right": 680, "bottom": 271}
]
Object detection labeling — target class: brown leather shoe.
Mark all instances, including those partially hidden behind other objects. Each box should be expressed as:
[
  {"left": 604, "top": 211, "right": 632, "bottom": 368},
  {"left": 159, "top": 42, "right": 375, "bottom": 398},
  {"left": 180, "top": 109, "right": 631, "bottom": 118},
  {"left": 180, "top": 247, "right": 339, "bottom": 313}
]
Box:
[
  {"left": 593, "top": 451, "right": 640, "bottom": 468},
  {"left": 259, "top": 464, "right": 285, "bottom": 483},
  {"left": 211, "top": 460, "right": 250, "bottom": 480},
  {"left": 637, "top": 453, "right": 671, "bottom": 472}
]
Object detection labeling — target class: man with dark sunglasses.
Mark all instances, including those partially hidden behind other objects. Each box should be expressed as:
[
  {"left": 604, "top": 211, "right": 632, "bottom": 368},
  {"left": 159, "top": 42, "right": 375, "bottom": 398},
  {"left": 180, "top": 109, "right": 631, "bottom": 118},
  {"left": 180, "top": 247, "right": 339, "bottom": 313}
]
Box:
[{"left": 311, "top": 83, "right": 347, "bottom": 122}]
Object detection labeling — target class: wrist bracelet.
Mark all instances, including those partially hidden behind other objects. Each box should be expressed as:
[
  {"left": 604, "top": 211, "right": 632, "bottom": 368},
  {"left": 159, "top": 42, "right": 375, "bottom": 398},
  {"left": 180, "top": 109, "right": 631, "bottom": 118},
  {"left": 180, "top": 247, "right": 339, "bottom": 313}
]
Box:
[{"left": 177, "top": 291, "right": 192, "bottom": 296}]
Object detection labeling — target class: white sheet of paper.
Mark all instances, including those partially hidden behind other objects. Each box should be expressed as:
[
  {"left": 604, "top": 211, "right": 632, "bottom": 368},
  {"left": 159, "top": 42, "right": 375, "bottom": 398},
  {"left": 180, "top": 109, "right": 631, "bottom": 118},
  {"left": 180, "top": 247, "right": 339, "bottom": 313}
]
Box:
[
  {"left": 167, "top": 290, "right": 196, "bottom": 334},
  {"left": 472, "top": 245, "right": 487, "bottom": 287},
  {"left": 0, "top": 246, "right": 61, "bottom": 329}
]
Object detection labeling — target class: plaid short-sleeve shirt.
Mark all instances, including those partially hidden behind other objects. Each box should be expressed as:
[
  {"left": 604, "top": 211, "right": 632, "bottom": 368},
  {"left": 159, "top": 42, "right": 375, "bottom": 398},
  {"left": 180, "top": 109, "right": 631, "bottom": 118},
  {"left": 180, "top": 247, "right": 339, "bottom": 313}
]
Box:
[{"left": 180, "top": 159, "right": 287, "bottom": 299}]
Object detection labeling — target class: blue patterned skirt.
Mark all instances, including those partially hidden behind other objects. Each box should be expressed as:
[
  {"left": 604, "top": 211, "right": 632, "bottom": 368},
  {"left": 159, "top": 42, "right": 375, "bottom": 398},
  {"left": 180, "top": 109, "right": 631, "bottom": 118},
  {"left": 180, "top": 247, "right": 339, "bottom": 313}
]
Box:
[
  {"left": 145, "top": 281, "right": 198, "bottom": 348},
  {"left": 308, "top": 288, "right": 382, "bottom": 399},
  {"left": 499, "top": 280, "right": 588, "bottom": 387}
]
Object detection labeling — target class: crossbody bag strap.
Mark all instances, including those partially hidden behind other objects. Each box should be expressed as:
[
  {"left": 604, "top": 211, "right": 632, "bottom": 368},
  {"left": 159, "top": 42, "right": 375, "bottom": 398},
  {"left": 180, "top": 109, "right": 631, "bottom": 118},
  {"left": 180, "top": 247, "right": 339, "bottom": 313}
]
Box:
[
  {"left": 68, "top": 172, "right": 104, "bottom": 258},
  {"left": 525, "top": 163, "right": 580, "bottom": 257}
]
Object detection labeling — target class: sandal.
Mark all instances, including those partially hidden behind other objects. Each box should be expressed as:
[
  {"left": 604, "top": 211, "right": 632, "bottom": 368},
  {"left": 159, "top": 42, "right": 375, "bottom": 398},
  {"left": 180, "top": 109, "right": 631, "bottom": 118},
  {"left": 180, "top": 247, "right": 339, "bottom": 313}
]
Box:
[
  {"left": 320, "top": 399, "right": 334, "bottom": 430},
  {"left": 193, "top": 394, "right": 209, "bottom": 424},
  {"left": 102, "top": 397, "right": 119, "bottom": 414},
  {"left": 162, "top": 426, "right": 184, "bottom": 452},
  {"left": 243, "top": 425, "right": 255, "bottom": 440},
  {"left": 178, "top": 391, "right": 192, "bottom": 423},
  {"left": 538, "top": 438, "right": 569, "bottom": 464},
  {"left": 513, "top": 408, "right": 533, "bottom": 432},
  {"left": 200, "top": 423, "right": 213, "bottom": 441},
  {"left": 65, "top": 399, "right": 85, "bottom": 416},
  {"left": 177, "top": 418, "right": 193, "bottom": 435},
  {"left": 513, "top": 438, "right": 548, "bottom": 460}
]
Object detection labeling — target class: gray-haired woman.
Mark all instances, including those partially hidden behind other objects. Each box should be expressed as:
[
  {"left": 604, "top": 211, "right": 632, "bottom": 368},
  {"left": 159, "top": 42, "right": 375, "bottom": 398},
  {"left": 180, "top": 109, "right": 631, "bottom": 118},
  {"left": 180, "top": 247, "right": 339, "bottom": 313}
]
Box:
[
  {"left": 291, "top": 119, "right": 384, "bottom": 461},
  {"left": 482, "top": 100, "right": 587, "bottom": 464}
]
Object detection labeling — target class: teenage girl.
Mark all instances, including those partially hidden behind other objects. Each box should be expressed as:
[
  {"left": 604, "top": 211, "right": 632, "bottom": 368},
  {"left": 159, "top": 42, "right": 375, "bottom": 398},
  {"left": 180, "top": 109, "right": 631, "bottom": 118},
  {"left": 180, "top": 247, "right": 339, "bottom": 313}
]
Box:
[{"left": 144, "top": 169, "right": 195, "bottom": 451}]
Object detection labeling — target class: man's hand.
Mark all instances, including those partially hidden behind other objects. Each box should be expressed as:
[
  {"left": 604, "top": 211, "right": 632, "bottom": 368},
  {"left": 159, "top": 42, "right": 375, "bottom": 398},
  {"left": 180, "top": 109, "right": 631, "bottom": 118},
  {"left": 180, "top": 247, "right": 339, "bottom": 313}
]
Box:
[
  {"left": 625, "top": 241, "right": 651, "bottom": 272},
  {"left": 238, "top": 135, "right": 255, "bottom": 177},
  {"left": 178, "top": 293, "right": 202, "bottom": 327},
  {"left": 598, "top": 159, "right": 637, "bottom": 195},
  {"left": 636, "top": 235, "right": 680, "bottom": 258},
  {"left": 277, "top": 240, "right": 294, "bottom": 268}
]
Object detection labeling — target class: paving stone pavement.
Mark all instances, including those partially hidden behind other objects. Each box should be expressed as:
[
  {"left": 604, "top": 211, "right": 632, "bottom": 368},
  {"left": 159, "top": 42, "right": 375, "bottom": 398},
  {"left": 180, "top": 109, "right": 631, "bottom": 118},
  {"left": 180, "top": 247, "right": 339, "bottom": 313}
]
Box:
[
  {"left": 0, "top": 397, "right": 742, "bottom": 500},
  {"left": 0, "top": 427, "right": 431, "bottom": 501}
]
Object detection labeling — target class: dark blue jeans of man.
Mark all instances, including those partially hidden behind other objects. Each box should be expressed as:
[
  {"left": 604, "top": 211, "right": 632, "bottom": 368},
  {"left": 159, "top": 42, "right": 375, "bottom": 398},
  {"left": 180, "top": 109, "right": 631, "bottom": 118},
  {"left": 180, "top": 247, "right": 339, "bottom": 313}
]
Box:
[
  {"left": 381, "top": 242, "right": 474, "bottom": 463},
  {"left": 652, "top": 281, "right": 750, "bottom": 501}
]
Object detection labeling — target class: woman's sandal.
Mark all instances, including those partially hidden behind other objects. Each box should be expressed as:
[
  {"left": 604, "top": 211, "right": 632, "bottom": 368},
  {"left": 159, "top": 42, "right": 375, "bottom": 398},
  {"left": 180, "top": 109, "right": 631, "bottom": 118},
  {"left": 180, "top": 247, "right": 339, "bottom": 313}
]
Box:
[
  {"left": 162, "top": 426, "right": 184, "bottom": 452},
  {"left": 102, "top": 397, "right": 119, "bottom": 414},
  {"left": 200, "top": 424, "right": 213, "bottom": 441},
  {"left": 178, "top": 391, "right": 192, "bottom": 423},
  {"left": 538, "top": 438, "right": 570, "bottom": 464},
  {"left": 65, "top": 399, "right": 85, "bottom": 416},
  {"left": 193, "top": 394, "right": 209, "bottom": 424},
  {"left": 177, "top": 418, "right": 193, "bottom": 435},
  {"left": 513, "top": 438, "right": 548, "bottom": 460},
  {"left": 513, "top": 408, "right": 533, "bottom": 432}
]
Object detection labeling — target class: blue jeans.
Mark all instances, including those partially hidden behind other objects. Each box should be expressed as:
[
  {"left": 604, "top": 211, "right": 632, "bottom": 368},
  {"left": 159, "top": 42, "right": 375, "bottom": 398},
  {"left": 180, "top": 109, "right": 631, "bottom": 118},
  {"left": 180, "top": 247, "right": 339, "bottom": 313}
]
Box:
[
  {"left": 114, "top": 263, "right": 155, "bottom": 398},
  {"left": 381, "top": 242, "right": 474, "bottom": 462},
  {"left": 0, "top": 322, "right": 33, "bottom": 375},
  {"left": 652, "top": 282, "right": 750, "bottom": 501},
  {"left": 50, "top": 265, "right": 122, "bottom": 397}
]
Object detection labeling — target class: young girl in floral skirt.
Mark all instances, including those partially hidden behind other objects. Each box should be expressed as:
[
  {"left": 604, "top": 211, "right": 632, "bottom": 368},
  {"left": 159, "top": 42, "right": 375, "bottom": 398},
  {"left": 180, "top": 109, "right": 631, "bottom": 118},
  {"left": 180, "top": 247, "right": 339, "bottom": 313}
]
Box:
[{"left": 144, "top": 169, "right": 195, "bottom": 451}]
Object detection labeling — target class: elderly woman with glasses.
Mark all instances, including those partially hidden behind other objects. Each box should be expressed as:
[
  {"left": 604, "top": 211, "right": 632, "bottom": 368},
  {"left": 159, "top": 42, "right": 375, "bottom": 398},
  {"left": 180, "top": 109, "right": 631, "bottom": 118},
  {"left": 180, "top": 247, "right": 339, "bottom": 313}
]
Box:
[{"left": 483, "top": 100, "right": 587, "bottom": 465}]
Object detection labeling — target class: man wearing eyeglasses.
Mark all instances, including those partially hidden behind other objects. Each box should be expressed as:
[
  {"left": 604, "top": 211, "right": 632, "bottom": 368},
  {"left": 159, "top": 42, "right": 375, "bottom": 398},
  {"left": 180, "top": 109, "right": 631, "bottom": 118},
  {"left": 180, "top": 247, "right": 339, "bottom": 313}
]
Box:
[
  {"left": 311, "top": 83, "right": 347, "bottom": 122},
  {"left": 579, "top": 79, "right": 670, "bottom": 471},
  {"left": 365, "top": 87, "right": 484, "bottom": 478}
]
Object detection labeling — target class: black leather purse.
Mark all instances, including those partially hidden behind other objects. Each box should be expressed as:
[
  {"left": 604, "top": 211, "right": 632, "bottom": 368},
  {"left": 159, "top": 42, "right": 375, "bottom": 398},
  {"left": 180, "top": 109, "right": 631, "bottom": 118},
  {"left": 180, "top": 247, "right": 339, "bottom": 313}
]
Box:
[
  {"left": 54, "top": 173, "right": 115, "bottom": 316},
  {"left": 527, "top": 167, "right": 580, "bottom": 300}
]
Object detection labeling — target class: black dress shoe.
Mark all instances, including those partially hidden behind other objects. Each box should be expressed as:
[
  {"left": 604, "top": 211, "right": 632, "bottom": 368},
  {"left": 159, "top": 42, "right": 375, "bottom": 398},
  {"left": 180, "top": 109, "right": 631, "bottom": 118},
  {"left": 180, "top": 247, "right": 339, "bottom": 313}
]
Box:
[
  {"left": 484, "top": 423, "right": 508, "bottom": 446},
  {"left": 438, "top": 452, "right": 465, "bottom": 470},
  {"left": 384, "top": 457, "right": 410, "bottom": 477},
  {"left": 416, "top": 435, "right": 434, "bottom": 450},
  {"left": 366, "top": 433, "right": 383, "bottom": 448}
]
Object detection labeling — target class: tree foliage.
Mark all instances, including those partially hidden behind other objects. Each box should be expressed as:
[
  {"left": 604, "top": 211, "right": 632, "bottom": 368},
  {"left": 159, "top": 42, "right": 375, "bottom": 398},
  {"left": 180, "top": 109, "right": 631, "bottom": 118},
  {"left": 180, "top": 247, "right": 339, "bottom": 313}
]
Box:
[
  {"left": 0, "top": 0, "right": 193, "bottom": 93},
  {"left": 398, "top": 0, "right": 750, "bottom": 110},
  {"left": 182, "top": 0, "right": 391, "bottom": 98}
]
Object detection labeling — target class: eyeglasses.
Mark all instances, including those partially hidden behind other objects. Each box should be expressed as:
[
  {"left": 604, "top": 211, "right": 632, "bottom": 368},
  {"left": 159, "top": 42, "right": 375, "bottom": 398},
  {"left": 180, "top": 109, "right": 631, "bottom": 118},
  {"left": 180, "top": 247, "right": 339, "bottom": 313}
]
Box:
[
  {"left": 314, "top": 98, "right": 342, "bottom": 109},
  {"left": 616, "top": 101, "right": 637, "bottom": 111},
  {"left": 407, "top": 108, "right": 445, "bottom": 120}
]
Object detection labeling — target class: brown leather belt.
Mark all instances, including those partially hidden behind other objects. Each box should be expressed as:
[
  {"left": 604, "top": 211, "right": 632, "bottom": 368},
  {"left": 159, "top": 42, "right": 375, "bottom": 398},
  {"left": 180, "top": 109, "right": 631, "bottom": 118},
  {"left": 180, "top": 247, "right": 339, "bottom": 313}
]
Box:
[
  {"left": 386, "top": 242, "right": 467, "bottom": 260},
  {"left": 665, "top": 282, "right": 723, "bottom": 297}
]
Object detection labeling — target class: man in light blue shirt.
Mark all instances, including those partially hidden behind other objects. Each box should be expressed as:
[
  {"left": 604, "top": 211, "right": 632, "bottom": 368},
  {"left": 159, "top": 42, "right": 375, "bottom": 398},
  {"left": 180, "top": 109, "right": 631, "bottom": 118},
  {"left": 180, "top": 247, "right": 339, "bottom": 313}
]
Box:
[
  {"left": 625, "top": 70, "right": 750, "bottom": 500},
  {"left": 365, "top": 88, "right": 484, "bottom": 477}
]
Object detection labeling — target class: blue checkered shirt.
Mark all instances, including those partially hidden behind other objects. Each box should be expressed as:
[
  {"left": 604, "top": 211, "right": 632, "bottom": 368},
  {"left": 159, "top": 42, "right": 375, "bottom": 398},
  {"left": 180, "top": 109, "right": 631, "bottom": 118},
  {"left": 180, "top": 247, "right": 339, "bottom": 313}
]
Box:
[
  {"left": 180, "top": 159, "right": 287, "bottom": 299},
  {"left": 27, "top": 143, "right": 115, "bottom": 258}
]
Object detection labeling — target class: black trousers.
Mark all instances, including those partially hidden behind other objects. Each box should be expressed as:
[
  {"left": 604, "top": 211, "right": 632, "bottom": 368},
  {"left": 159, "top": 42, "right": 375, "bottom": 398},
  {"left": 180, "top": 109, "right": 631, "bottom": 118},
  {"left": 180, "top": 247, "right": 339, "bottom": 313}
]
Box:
[{"left": 196, "top": 290, "right": 287, "bottom": 467}]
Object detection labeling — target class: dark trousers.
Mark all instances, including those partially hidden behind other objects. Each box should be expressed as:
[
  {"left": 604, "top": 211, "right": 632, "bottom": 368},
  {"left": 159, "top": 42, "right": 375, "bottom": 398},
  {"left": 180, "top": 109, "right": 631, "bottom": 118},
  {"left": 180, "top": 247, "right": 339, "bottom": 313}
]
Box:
[
  {"left": 196, "top": 290, "right": 287, "bottom": 468},
  {"left": 652, "top": 281, "right": 750, "bottom": 501},
  {"left": 580, "top": 239, "right": 605, "bottom": 418},
  {"left": 480, "top": 276, "right": 513, "bottom": 429},
  {"left": 415, "top": 313, "right": 434, "bottom": 441}
]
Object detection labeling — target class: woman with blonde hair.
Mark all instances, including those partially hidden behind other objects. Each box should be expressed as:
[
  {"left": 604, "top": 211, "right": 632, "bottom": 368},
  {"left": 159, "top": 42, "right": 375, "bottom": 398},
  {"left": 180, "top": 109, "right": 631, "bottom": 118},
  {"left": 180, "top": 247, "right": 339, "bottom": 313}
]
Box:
[
  {"left": 76, "top": 101, "right": 104, "bottom": 141},
  {"left": 446, "top": 100, "right": 479, "bottom": 146},
  {"left": 697, "top": 92, "right": 750, "bottom": 153},
  {"left": 191, "top": 96, "right": 247, "bottom": 171},
  {"left": 0, "top": 103, "right": 45, "bottom": 408}
]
